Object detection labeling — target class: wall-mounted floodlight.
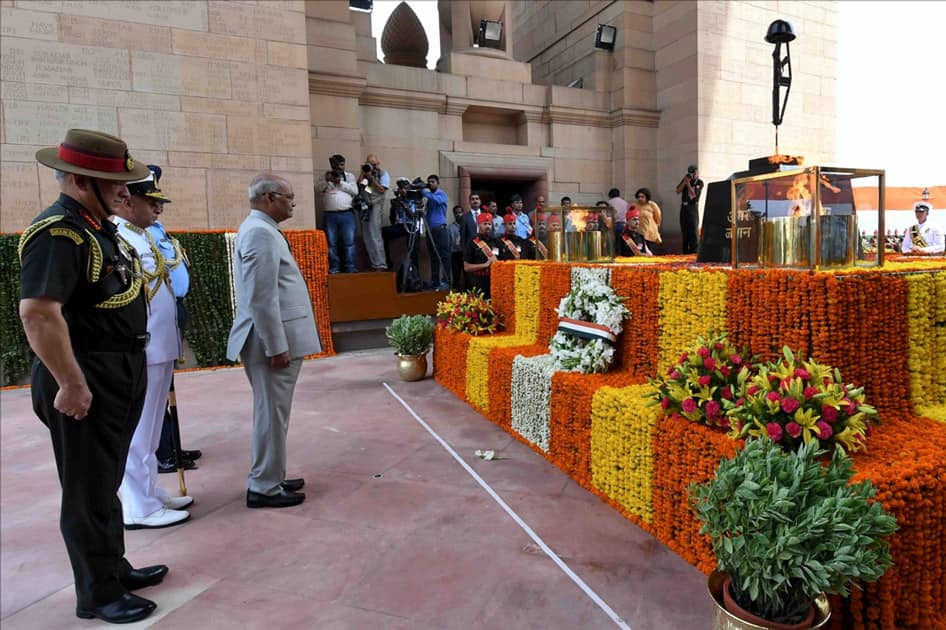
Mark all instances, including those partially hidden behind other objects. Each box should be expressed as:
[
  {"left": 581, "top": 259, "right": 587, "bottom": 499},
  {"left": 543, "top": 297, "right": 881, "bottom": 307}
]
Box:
[
  {"left": 478, "top": 20, "right": 503, "bottom": 48},
  {"left": 567, "top": 77, "right": 583, "bottom": 88},
  {"left": 594, "top": 24, "right": 617, "bottom": 51}
]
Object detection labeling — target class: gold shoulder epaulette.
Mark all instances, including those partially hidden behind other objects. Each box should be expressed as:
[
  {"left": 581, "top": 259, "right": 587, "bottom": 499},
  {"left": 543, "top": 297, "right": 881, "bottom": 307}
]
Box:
[{"left": 18, "top": 215, "right": 68, "bottom": 261}]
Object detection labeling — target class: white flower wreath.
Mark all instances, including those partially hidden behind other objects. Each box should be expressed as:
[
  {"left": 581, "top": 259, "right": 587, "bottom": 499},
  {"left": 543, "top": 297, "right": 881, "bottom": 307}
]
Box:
[{"left": 549, "top": 269, "right": 630, "bottom": 374}]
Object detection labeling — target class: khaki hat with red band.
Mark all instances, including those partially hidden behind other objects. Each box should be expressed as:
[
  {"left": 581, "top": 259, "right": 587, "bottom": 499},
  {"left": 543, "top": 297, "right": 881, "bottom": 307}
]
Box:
[{"left": 36, "top": 129, "right": 150, "bottom": 182}]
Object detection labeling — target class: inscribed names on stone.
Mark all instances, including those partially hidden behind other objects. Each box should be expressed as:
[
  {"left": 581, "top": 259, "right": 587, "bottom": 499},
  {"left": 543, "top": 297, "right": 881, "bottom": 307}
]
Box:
[
  {"left": 171, "top": 29, "right": 258, "bottom": 63},
  {"left": 0, "top": 6, "right": 59, "bottom": 40},
  {"left": 1, "top": 37, "right": 130, "bottom": 90},
  {"left": 69, "top": 87, "right": 180, "bottom": 111},
  {"left": 59, "top": 15, "right": 171, "bottom": 53},
  {"left": 1, "top": 81, "right": 68, "bottom": 103},
  {"left": 27, "top": 1, "right": 207, "bottom": 31},
  {"left": 207, "top": 1, "right": 305, "bottom": 44},
  {"left": 131, "top": 51, "right": 230, "bottom": 99},
  {"left": 261, "top": 66, "right": 308, "bottom": 106},
  {"left": 227, "top": 61, "right": 259, "bottom": 103},
  {"left": 0, "top": 161, "right": 39, "bottom": 232},
  {"left": 118, "top": 109, "right": 226, "bottom": 153},
  {"left": 3, "top": 100, "right": 117, "bottom": 144}
]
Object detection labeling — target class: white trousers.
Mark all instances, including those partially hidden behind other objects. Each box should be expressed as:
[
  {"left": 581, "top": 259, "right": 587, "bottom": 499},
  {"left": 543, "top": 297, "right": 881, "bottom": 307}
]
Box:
[{"left": 119, "top": 361, "right": 174, "bottom": 519}]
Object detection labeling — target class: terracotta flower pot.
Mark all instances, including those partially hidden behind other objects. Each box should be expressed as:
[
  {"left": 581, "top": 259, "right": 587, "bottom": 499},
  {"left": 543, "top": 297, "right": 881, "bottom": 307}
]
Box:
[{"left": 707, "top": 572, "right": 830, "bottom": 630}]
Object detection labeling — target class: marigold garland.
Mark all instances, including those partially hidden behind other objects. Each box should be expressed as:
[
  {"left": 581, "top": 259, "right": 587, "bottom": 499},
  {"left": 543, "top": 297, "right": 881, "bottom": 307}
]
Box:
[
  {"left": 284, "top": 230, "right": 335, "bottom": 358},
  {"left": 657, "top": 270, "right": 728, "bottom": 372},
  {"left": 591, "top": 384, "right": 659, "bottom": 523},
  {"left": 431, "top": 260, "right": 946, "bottom": 629}
]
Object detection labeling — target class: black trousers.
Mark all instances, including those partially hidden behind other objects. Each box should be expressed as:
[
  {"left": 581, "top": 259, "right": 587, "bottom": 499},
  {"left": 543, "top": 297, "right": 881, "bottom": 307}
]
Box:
[
  {"left": 680, "top": 203, "right": 700, "bottom": 254},
  {"left": 32, "top": 351, "right": 147, "bottom": 607},
  {"left": 156, "top": 403, "right": 174, "bottom": 461},
  {"left": 451, "top": 251, "right": 464, "bottom": 291}
]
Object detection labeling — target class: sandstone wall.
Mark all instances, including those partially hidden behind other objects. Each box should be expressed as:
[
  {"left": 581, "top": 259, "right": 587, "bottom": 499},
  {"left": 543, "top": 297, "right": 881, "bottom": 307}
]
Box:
[{"left": 0, "top": 0, "right": 315, "bottom": 232}]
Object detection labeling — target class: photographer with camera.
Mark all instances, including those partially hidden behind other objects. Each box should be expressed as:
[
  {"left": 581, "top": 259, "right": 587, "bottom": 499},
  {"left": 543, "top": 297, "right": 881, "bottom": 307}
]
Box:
[
  {"left": 382, "top": 178, "right": 423, "bottom": 290},
  {"left": 315, "top": 154, "right": 359, "bottom": 273},
  {"left": 675, "top": 164, "right": 704, "bottom": 254},
  {"left": 421, "top": 174, "right": 451, "bottom": 291},
  {"left": 359, "top": 154, "right": 389, "bottom": 271}
]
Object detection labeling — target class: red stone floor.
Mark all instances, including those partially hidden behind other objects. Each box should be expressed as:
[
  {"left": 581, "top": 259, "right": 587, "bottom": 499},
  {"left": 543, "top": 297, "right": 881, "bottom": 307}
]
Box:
[{"left": 0, "top": 349, "right": 712, "bottom": 629}]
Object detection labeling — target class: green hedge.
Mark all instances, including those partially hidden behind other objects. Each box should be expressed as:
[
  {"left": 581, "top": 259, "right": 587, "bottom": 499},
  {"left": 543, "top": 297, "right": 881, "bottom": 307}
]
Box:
[
  {"left": 0, "top": 231, "right": 242, "bottom": 385},
  {"left": 176, "top": 232, "right": 235, "bottom": 368},
  {"left": 0, "top": 234, "right": 32, "bottom": 385}
]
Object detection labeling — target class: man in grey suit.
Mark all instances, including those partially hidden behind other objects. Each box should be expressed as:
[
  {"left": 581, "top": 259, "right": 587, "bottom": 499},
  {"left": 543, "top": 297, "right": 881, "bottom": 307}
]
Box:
[{"left": 227, "top": 173, "right": 321, "bottom": 509}]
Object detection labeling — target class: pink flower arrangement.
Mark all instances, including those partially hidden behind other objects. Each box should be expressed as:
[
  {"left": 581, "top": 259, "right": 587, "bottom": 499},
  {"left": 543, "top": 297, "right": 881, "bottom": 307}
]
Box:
[
  {"left": 726, "top": 346, "right": 880, "bottom": 452},
  {"left": 646, "top": 333, "right": 753, "bottom": 428}
]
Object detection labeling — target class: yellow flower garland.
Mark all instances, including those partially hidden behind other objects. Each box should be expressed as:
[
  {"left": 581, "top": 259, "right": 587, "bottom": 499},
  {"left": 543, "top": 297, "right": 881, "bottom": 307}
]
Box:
[
  {"left": 590, "top": 384, "right": 659, "bottom": 523},
  {"left": 905, "top": 271, "right": 946, "bottom": 422},
  {"left": 464, "top": 264, "right": 543, "bottom": 412},
  {"left": 657, "top": 270, "right": 728, "bottom": 373}
]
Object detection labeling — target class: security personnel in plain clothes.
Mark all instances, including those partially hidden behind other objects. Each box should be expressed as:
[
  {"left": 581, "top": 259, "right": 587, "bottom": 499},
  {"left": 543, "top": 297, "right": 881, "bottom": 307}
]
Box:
[
  {"left": 116, "top": 167, "right": 193, "bottom": 530},
  {"left": 463, "top": 212, "right": 500, "bottom": 298},
  {"left": 19, "top": 129, "right": 167, "bottom": 624}
]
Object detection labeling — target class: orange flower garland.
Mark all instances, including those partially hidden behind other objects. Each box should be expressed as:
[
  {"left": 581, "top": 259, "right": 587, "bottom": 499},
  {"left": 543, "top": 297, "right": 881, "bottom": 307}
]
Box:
[
  {"left": 285, "top": 230, "right": 334, "bottom": 358},
  {"left": 430, "top": 261, "right": 946, "bottom": 629}
]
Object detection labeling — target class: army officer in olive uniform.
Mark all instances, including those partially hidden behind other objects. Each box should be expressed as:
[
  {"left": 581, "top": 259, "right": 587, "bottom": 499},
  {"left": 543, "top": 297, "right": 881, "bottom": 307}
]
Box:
[{"left": 19, "top": 129, "right": 169, "bottom": 625}]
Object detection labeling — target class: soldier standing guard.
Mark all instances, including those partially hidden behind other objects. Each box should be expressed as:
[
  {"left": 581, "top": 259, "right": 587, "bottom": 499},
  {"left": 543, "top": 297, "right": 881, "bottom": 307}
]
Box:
[
  {"left": 463, "top": 212, "right": 500, "bottom": 298},
  {"left": 19, "top": 129, "right": 169, "bottom": 624}
]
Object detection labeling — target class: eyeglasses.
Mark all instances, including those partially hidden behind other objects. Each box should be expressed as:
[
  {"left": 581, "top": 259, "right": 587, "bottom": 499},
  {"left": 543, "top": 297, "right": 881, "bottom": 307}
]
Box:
[{"left": 270, "top": 192, "right": 295, "bottom": 201}]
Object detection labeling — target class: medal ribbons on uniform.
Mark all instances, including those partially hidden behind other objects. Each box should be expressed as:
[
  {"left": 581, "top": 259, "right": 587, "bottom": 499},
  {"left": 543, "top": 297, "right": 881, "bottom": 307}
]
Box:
[
  {"left": 910, "top": 224, "right": 929, "bottom": 249},
  {"left": 501, "top": 237, "right": 520, "bottom": 259},
  {"left": 557, "top": 316, "right": 617, "bottom": 344}
]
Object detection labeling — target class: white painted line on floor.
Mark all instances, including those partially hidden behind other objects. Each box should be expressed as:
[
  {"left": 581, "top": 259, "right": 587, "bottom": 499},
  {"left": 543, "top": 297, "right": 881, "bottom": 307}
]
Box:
[{"left": 382, "top": 382, "right": 633, "bottom": 630}]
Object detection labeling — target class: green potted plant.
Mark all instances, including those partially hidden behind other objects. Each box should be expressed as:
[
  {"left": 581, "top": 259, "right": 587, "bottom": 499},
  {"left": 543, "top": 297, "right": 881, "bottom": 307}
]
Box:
[
  {"left": 690, "top": 438, "right": 897, "bottom": 630},
  {"left": 385, "top": 314, "right": 434, "bottom": 381}
]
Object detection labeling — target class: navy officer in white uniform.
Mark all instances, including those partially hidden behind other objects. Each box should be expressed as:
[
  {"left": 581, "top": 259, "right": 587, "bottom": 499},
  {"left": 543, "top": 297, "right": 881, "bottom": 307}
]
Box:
[{"left": 115, "top": 167, "right": 193, "bottom": 529}]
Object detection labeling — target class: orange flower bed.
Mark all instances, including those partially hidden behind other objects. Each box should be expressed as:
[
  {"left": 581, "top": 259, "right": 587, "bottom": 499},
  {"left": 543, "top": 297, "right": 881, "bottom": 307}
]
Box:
[
  {"left": 610, "top": 267, "right": 661, "bottom": 376},
  {"left": 432, "top": 261, "right": 946, "bottom": 629},
  {"left": 726, "top": 269, "right": 819, "bottom": 362},
  {"left": 815, "top": 273, "right": 910, "bottom": 413},
  {"left": 433, "top": 328, "right": 471, "bottom": 399},
  {"left": 285, "top": 230, "right": 334, "bottom": 358},
  {"left": 489, "top": 261, "right": 518, "bottom": 333},
  {"left": 651, "top": 415, "right": 741, "bottom": 573}
]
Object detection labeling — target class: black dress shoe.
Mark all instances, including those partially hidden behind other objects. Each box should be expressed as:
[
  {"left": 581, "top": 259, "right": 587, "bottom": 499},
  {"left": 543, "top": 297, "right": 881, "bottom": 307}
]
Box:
[
  {"left": 76, "top": 592, "right": 156, "bottom": 623},
  {"left": 246, "top": 488, "right": 305, "bottom": 509},
  {"left": 281, "top": 478, "right": 305, "bottom": 492},
  {"left": 180, "top": 448, "right": 202, "bottom": 461},
  {"left": 120, "top": 564, "right": 168, "bottom": 591},
  {"left": 158, "top": 457, "right": 197, "bottom": 474}
]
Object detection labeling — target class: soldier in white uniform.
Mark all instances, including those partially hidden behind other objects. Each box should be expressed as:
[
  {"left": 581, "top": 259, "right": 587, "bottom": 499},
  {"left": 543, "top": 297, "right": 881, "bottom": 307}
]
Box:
[
  {"left": 901, "top": 201, "right": 945, "bottom": 254},
  {"left": 115, "top": 168, "right": 193, "bottom": 529}
]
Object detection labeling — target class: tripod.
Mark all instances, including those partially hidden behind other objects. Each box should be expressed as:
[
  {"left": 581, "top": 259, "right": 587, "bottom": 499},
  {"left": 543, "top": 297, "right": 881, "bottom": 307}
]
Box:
[{"left": 397, "top": 214, "right": 448, "bottom": 293}]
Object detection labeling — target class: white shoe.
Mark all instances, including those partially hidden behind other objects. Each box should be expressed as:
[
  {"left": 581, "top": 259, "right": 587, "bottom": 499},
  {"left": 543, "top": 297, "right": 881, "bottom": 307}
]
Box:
[
  {"left": 125, "top": 507, "right": 190, "bottom": 530},
  {"left": 162, "top": 495, "right": 194, "bottom": 510}
]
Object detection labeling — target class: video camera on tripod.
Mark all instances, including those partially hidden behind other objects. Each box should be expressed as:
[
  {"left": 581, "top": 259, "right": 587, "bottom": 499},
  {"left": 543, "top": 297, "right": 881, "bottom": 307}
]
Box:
[{"left": 391, "top": 177, "right": 428, "bottom": 234}]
